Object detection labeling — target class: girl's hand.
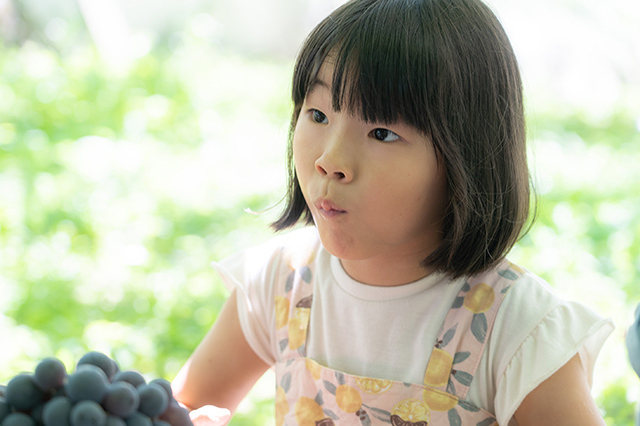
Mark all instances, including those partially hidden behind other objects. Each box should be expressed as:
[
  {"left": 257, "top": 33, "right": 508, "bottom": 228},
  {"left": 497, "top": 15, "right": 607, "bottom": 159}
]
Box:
[{"left": 189, "top": 405, "right": 231, "bottom": 426}]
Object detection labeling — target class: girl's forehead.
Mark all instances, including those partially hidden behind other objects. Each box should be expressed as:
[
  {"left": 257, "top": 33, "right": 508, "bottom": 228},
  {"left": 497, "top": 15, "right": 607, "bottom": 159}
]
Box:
[
  {"left": 306, "top": 57, "right": 359, "bottom": 107},
  {"left": 308, "top": 58, "right": 337, "bottom": 94}
]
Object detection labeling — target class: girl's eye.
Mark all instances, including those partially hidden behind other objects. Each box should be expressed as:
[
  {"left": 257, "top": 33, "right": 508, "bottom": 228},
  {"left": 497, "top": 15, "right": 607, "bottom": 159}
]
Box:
[
  {"left": 311, "top": 109, "right": 328, "bottom": 124},
  {"left": 371, "top": 128, "right": 400, "bottom": 142}
]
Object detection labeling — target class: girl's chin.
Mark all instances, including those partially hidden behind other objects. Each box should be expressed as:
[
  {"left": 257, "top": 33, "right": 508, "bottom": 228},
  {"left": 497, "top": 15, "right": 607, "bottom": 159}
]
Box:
[{"left": 315, "top": 229, "right": 356, "bottom": 259}]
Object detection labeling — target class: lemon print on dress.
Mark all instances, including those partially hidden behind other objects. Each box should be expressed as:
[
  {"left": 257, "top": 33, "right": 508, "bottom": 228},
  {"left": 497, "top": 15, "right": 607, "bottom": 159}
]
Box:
[
  {"left": 463, "top": 282, "right": 495, "bottom": 314},
  {"left": 422, "top": 387, "right": 458, "bottom": 412},
  {"left": 508, "top": 261, "right": 524, "bottom": 274},
  {"left": 288, "top": 308, "right": 310, "bottom": 349},
  {"left": 294, "top": 397, "right": 325, "bottom": 426},
  {"left": 356, "top": 377, "right": 392, "bottom": 394},
  {"left": 335, "top": 384, "right": 362, "bottom": 413},
  {"left": 305, "top": 359, "right": 322, "bottom": 381},
  {"left": 275, "top": 296, "right": 290, "bottom": 329},
  {"left": 275, "top": 387, "right": 289, "bottom": 426},
  {"left": 391, "top": 399, "right": 430, "bottom": 425},
  {"left": 288, "top": 296, "right": 313, "bottom": 349},
  {"left": 424, "top": 347, "right": 454, "bottom": 387}
]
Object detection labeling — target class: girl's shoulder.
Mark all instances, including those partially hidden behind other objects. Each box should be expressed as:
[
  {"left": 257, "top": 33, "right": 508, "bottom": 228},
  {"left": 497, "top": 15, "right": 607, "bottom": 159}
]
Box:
[
  {"left": 487, "top": 260, "right": 613, "bottom": 394},
  {"left": 470, "top": 260, "right": 613, "bottom": 425},
  {"left": 493, "top": 260, "right": 606, "bottom": 336}
]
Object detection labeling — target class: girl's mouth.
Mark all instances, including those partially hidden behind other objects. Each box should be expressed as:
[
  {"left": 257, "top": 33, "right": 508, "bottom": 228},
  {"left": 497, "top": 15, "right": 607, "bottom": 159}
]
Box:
[{"left": 315, "top": 198, "right": 347, "bottom": 217}]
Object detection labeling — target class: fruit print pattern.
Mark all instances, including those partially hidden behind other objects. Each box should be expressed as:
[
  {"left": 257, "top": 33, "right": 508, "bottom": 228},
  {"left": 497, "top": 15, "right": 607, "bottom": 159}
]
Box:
[{"left": 274, "top": 255, "right": 522, "bottom": 425}]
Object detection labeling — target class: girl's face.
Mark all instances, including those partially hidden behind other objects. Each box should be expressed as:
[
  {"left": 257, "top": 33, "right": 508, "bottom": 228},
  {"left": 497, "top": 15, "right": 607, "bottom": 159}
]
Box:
[{"left": 293, "top": 61, "right": 449, "bottom": 285}]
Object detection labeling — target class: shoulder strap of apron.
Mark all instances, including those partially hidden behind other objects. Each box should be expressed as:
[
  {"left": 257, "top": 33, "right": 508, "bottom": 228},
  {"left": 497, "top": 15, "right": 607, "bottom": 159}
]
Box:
[
  {"left": 424, "top": 259, "right": 525, "bottom": 400},
  {"left": 274, "top": 238, "right": 319, "bottom": 360}
]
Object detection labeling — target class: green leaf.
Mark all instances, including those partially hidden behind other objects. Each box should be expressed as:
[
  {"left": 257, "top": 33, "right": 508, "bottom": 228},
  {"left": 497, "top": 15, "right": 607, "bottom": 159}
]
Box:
[
  {"left": 359, "top": 410, "right": 372, "bottom": 425},
  {"left": 279, "top": 339, "right": 289, "bottom": 352},
  {"left": 458, "top": 399, "right": 480, "bottom": 412},
  {"left": 477, "top": 418, "right": 497, "bottom": 426},
  {"left": 323, "top": 380, "right": 337, "bottom": 395},
  {"left": 448, "top": 408, "right": 462, "bottom": 426},
  {"left": 367, "top": 406, "right": 391, "bottom": 419},
  {"left": 281, "top": 372, "right": 292, "bottom": 392},
  {"left": 441, "top": 324, "right": 458, "bottom": 348},
  {"left": 447, "top": 379, "right": 456, "bottom": 395},
  {"left": 453, "top": 370, "right": 473, "bottom": 387},
  {"left": 453, "top": 351, "right": 471, "bottom": 364},
  {"left": 300, "top": 265, "right": 312, "bottom": 283},
  {"left": 471, "top": 313, "right": 488, "bottom": 343},
  {"left": 324, "top": 408, "right": 339, "bottom": 420},
  {"left": 498, "top": 269, "right": 519, "bottom": 280},
  {"left": 285, "top": 271, "right": 295, "bottom": 292},
  {"left": 452, "top": 296, "right": 464, "bottom": 309}
]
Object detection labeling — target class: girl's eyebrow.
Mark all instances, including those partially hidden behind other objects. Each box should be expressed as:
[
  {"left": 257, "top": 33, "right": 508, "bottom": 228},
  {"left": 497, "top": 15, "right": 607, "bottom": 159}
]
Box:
[{"left": 308, "top": 77, "right": 331, "bottom": 94}]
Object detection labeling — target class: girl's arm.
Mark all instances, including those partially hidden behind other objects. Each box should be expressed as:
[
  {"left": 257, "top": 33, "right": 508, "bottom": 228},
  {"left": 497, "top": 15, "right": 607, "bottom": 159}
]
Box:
[
  {"left": 172, "top": 289, "right": 271, "bottom": 415},
  {"left": 514, "top": 353, "right": 606, "bottom": 426}
]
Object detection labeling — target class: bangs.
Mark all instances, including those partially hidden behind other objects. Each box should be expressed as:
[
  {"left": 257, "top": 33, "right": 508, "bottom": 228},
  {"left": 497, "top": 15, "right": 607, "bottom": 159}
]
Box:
[{"left": 292, "top": 0, "right": 431, "bottom": 132}]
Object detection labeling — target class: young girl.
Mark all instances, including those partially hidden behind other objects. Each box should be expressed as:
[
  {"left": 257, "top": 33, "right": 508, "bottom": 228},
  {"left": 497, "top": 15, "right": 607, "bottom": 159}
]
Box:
[{"left": 172, "top": 0, "right": 614, "bottom": 424}]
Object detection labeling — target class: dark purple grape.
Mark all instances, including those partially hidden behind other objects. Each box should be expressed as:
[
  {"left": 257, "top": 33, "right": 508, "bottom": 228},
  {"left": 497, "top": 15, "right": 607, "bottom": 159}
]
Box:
[
  {"left": 110, "top": 360, "right": 120, "bottom": 378},
  {"left": 152, "top": 421, "right": 171, "bottom": 426},
  {"left": 70, "top": 401, "right": 106, "bottom": 426},
  {"left": 147, "top": 380, "right": 172, "bottom": 401},
  {"left": 124, "top": 413, "right": 151, "bottom": 426},
  {"left": 2, "top": 412, "right": 36, "bottom": 426},
  {"left": 104, "top": 416, "right": 125, "bottom": 426},
  {"left": 34, "top": 358, "right": 68, "bottom": 392},
  {"left": 77, "top": 353, "right": 116, "bottom": 382},
  {"left": 5, "top": 374, "right": 45, "bottom": 411},
  {"left": 136, "top": 384, "right": 168, "bottom": 418},
  {"left": 52, "top": 386, "right": 67, "bottom": 398},
  {"left": 157, "top": 402, "right": 192, "bottom": 426},
  {"left": 65, "top": 365, "right": 108, "bottom": 403},
  {"left": 102, "top": 382, "right": 139, "bottom": 418},
  {"left": 111, "top": 372, "right": 145, "bottom": 389},
  {"left": 42, "top": 396, "right": 72, "bottom": 426},
  {"left": 1, "top": 397, "right": 11, "bottom": 423},
  {"left": 31, "top": 402, "right": 46, "bottom": 424}
]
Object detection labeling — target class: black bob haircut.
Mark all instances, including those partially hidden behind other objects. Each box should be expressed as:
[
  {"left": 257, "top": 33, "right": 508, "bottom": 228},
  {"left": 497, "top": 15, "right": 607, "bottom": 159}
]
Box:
[{"left": 272, "top": 0, "right": 533, "bottom": 279}]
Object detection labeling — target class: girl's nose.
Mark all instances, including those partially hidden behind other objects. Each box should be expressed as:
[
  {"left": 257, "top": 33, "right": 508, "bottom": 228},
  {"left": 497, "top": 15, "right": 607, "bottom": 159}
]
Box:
[{"left": 314, "top": 141, "right": 353, "bottom": 182}]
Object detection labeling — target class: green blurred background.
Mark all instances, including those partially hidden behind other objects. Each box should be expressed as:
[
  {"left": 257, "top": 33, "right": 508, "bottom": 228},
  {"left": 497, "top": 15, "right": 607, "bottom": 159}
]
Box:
[{"left": 0, "top": 0, "right": 639, "bottom": 424}]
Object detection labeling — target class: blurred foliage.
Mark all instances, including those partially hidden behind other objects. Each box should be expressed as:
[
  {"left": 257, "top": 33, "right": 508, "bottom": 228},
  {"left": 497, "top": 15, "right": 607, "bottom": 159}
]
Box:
[
  {"left": 598, "top": 381, "right": 637, "bottom": 426},
  {"left": 0, "top": 32, "right": 285, "bottom": 424},
  {"left": 1, "top": 12, "right": 639, "bottom": 426}
]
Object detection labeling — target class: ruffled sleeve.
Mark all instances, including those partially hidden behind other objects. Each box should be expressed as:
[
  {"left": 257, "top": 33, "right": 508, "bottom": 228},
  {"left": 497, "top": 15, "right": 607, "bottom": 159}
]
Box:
[
  {"left": 211, "top": 244, "right": 280, "bottom": 366},
  {"left": 489, "top": 273, "right": 614, "bottom": 425},
  {"left": 495, "top": 303, "right": 613, "bottom": 425},
  {"left": 210, "top": 227, "right": 321, "bottom": 367}
]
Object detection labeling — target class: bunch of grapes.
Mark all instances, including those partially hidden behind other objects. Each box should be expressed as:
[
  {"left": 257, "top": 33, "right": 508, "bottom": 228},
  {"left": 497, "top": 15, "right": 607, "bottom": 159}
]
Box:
[{"left": 0, "top": 352, "right": 192, "bottom": 426}]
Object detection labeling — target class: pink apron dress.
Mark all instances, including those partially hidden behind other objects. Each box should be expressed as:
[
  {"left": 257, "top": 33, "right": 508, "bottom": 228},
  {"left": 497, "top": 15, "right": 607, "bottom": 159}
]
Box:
[{"left": 273, "top": 258, "right": 522, "bottom": 426}]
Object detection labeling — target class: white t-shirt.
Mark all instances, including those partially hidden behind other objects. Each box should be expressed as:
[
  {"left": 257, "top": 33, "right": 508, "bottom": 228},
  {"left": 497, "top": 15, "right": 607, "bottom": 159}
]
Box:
[{"left": 214, "top": 227, "right": 613, "bottom": 425}]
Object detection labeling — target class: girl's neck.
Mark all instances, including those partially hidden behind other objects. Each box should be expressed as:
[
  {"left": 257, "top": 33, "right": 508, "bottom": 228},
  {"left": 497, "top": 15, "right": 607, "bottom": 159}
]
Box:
[{"left": 339, "top": 255, "right": 435, "bottom": 287}]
